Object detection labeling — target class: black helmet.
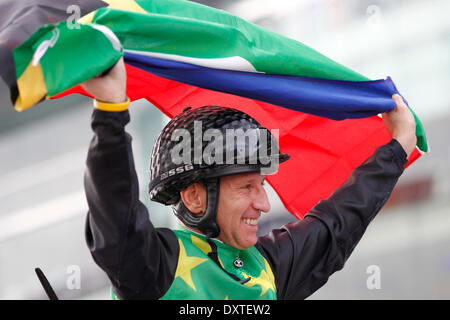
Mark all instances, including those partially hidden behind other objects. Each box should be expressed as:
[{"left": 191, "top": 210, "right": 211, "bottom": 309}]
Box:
[{"left": 148, "top": 106, "right": 289, "bottom": 237}]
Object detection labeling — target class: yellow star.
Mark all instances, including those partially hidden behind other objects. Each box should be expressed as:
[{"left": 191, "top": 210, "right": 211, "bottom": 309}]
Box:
[
  {"left": 174, "top": 239, "right": 207, "bottom": 291},
  {"left": 264, "top": 259, "right": 276, "bottom": 292},
  {"left": 242, "top": 260, "right": 276, "bottom": 296}
]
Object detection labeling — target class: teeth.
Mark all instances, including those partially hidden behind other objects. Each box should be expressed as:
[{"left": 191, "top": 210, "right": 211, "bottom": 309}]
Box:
[{"left": 243, "top": 218, "right": 258, "bottom": 226}]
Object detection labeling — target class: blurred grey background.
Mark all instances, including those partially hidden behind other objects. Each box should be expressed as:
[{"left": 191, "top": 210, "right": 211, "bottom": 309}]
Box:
[{"left": 0, "top": 0, "right": 448, "bottom": 299}]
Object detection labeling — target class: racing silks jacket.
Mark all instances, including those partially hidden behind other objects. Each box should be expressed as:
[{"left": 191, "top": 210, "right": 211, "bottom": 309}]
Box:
[{"left": 84, "top": 108, "right": 408, "bottom": 300}]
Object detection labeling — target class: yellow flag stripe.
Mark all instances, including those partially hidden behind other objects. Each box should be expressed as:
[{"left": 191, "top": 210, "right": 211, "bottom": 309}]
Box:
[
  {"left": 14, "top": 61, "right": 47, "bottom": 112},
  {"left": 78, "top": 11, "right": 96, "bottom": 25},
  {"left": 78, "top": 0, "right": 147, "bottom": 24}
]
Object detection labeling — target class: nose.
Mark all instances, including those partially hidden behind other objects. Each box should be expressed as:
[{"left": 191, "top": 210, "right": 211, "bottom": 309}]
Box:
[{"left": 253, "top": 184, "right": 271, "bottom": 213}]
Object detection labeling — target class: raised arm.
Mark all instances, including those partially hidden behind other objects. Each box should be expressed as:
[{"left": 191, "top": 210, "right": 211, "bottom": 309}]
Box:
[
  {"left": 257, "top": 94, "right": 417, "bottom": 299},
  {"left": 82, "top": 58, "right": 178, "bottom": 299}
]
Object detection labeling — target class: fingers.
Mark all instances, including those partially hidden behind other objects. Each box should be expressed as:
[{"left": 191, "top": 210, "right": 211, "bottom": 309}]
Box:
[
  {"left": 392, "top": 94, "right": 407, "bottom": 110},
  {"left": 109, "top": 57, "right": 125, "bottom": 76},
  {"left": 94, "top": 57, "right": 124, "bottom": 78}
]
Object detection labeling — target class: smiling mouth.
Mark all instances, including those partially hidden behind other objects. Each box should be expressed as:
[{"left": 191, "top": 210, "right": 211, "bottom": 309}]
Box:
[{"left": 242, "top": 218, "right": 258, "bottom": 226}]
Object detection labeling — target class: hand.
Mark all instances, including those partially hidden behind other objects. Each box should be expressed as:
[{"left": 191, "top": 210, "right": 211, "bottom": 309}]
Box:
[
  {"left": 382, "top": 94, "right": 417, "bottom": 158},
  {"left": 81, "top": 57, "right": 127, "bottom": 103}
]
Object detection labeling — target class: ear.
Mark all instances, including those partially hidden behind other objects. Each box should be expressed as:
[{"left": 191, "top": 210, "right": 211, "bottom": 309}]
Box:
[{"left": 180, "top": 182, "right": 207, "bottom": 216}]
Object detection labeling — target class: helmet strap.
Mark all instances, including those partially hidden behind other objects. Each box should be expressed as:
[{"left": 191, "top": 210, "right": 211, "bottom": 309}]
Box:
[{"left": 173, "top": 177, "right": 221, "bottom": 238}]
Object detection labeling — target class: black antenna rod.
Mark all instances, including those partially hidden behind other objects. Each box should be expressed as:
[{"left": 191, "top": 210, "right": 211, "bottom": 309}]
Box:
[{"left": 35, "top": 268, "right": 59, "bottom": 300}]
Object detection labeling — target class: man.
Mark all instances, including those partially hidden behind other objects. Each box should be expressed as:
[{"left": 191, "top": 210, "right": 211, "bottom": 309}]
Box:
[{"left": 81, "top": 57, "right": 417, "bottom": 299}]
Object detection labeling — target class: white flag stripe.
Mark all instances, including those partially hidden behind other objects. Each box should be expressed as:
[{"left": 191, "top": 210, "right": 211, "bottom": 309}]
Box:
[{"left": 124, "top": 49, "right": 260, "bottom": 73}]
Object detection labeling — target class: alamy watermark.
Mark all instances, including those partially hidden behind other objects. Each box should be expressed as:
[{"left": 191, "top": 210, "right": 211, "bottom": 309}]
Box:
[
  {"left": 66, "top": 265, "right": 81, "bottom": 290},
  {"left": 366, "top": 265, "right": 381, "bottom": 290},
  {"left": 167, "top": 121, "right": 281, "bottom": 176},
  {"left": 366, "top": 5, "right": 382, "bottom": 28},
  {"left": 66, "top": 5, "right": 81, "bottom": 30}
]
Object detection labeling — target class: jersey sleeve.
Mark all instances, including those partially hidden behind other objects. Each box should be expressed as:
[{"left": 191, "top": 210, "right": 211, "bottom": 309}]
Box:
[
  {"left": 256, "top": 139, "right": 408, "bottom": 299},
  {"left": 84, "top": 109, "right": 179, "bottom": 299}
]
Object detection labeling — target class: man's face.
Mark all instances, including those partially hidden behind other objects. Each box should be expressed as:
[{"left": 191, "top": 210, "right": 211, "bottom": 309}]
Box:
[{"left": 216, "top": 173, "right": 271, "bottom": 250}]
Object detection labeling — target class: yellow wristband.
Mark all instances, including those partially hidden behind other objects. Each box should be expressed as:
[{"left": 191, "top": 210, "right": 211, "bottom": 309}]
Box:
[{"left": 94, "top": 97, "right": 130, "bottom": 112}]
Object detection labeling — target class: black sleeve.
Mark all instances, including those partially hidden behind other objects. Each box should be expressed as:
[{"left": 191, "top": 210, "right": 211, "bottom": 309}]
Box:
[
  {"left": 84, "top": 109, "right": 179, "bottom": 299},
  {"left": 256, "top": 139, "right": 408, "bottom": 300}
]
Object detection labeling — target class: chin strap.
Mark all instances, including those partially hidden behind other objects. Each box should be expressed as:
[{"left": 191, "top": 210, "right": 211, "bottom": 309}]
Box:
[
  {"left": 173, "top": 177, "right": 221, "bottom": 238},
  {"left": 205, "top": 237, "right": 251, "bottom": 285},
  {"left": 197, "top": 177, "right": 221, "bottom": 237}
]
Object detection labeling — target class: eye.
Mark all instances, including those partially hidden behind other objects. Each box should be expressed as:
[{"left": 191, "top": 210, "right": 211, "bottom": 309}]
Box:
[{"left": 240, "top": 183, "right": 252, "bottom": 190}]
